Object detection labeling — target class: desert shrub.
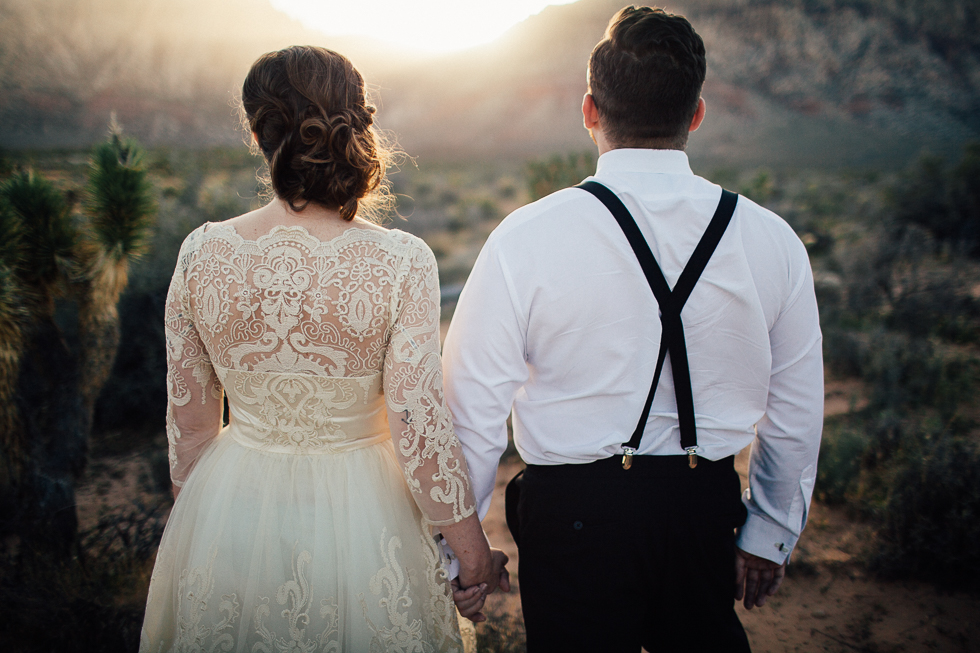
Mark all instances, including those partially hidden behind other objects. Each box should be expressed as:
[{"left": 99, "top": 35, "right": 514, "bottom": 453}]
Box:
[
  {"left": 886, "top": 267, "right": 980, "bottom": 344},
  {"left": 525, "top": 151, "right": 594, "bottom": 201},
  {"left": 811, "top": 144, "right": 980, "bottom": 590},
  {"left": 0, "top": 499, "right": 167, "bottom": 651},
  {"left": 0, "top": 148, "right": 12, "bottom": 178},
  {"left": 448, "top": 197, "right": 501, "bottom": 232},
  {"left": 887, "top": 143, "right": 980, "bottom": 257},
  {"left": 869, "top": 436, "right": 980, "bottom": 590},
  {"left": 145, "top": 446, "right": 171, "bottom": 494},
  {"left": 740, "top": 169, "right": 776, "bottom": 205},
  {"left": 862, "top": 331, "right": 937, "bottom": 412},
  {"left": 822, "top": 327, "right": 866, "bottom": 378},
  {"left": 816, "top": 422, "right": 868, "bottom": 505},
  {"left": 81, "top": 499, "right": 168, "bottom": 563},
  {"left": 476, "top": 599, "right": 526, "bottom": 653},
  {"left": 860, "top": 330, "right": 977, "bottom": 419}
]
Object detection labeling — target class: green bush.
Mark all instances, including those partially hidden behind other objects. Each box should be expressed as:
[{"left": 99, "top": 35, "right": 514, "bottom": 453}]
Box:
[
  {"left": 816, "top": 423, "right": 868, "bottom": 505},
  {"left": 887, "top": 143, "right": 980, "bottom": 257},
  {"left": 0, "top": 499, "right": 167, "bottom": 651},
  {"left": 476, "top": 599, "right": 526, "bottom": 653},
  {"left": 861, "top": 331, "right": 976, "bottom": 420},
  {"left": 870, "top": 436, "right": 980, "bottom": 590},
  {"left": 739, "top": 169, "right": 776, "bottom": 205},
  {"left": 525, "top": 152, "right": 594, "bottom": 201},
  {"left": 822, "top": 327, "right": 865, "bottom": 378}
]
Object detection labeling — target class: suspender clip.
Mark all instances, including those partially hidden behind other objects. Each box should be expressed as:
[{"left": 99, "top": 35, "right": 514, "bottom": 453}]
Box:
[
  {"left": 686, "top": 447, "right": 698, "bottom": 469},
  {"left": 621, "top": 446, "right": 636, "bottom": 470}
]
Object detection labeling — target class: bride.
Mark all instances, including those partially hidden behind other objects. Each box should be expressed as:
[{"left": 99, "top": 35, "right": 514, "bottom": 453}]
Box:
[{"left": 140, "top": 45, "right": 505, "bottom": 652}]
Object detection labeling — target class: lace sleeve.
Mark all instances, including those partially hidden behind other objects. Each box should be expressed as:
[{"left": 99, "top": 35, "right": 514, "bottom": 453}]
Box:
[
  {"left": 165, "top": 229, "right": 224, "bottom": 488},
  {"left": 383, "top": 239, "right": 477, "bottom": 525}
]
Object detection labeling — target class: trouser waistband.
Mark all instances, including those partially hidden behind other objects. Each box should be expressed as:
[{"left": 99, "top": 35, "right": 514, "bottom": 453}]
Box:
[{"left": 525, "top": 454, "right": 735, "bottom": 480}]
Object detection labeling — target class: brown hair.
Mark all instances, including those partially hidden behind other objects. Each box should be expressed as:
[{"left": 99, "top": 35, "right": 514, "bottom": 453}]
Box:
[
  {"left": 241, "top": 46, "right": 392, "bottom": 221},
  {"left": 588, "top": 6, "right": 706, "bottom": 149}
]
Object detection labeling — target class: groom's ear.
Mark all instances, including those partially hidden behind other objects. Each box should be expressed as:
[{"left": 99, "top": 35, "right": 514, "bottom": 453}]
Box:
[
  {"left": 582, "top": 93, "right": 601, "bottom": 130},
  {"left": 688, "top": 97, "right": 706, "bottom": 133}
]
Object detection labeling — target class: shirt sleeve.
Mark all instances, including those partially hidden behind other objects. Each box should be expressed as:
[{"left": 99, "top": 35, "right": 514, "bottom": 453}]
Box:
[
  {"left": 383, "top": 239, "right": 477, "bottom": 526},
  {"left": 443, "top": 238, "right": 530, "bottom": 520},
  {"left": 165, "top": 230, "right": 224, "bottom": 488},
  {"left": 736, "top": 258, "right": 824, "bottom": 564}
]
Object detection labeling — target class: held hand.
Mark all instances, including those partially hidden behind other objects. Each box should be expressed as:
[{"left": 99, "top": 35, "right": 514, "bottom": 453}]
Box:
[
  {"left": 490, "top": 548, "right": 511, "bottom": 595},
  {"left": 451, "top": 578, "right": 489, "bottom": 622},
  {"left": 459, "top": 547, "right": 510, "bottom": 596},
  {"left": 452, "top": 548, "right": 511, "bottom": 623},
  {"left": 734, "top": 546, "right": 786, "bottom": 610}
]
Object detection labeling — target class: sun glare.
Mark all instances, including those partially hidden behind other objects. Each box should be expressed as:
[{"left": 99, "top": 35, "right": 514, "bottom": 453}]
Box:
[{"left": 270, "top": 0, "right": 579, "bottom": 53}]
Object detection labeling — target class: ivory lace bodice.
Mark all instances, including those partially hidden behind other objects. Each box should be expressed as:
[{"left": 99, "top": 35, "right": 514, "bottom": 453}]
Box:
[{"left": 164, "top": 222, "right": 476, "bottom": 525}]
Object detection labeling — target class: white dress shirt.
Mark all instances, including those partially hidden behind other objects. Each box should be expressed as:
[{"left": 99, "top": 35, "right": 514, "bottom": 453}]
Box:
[{"left": 443, "top": 148, "right": 823, "bottom": 564}]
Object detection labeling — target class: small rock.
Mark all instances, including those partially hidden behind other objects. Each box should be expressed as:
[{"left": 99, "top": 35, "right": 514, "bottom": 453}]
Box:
[{"left": 811, "top": 610, "right": 828, "bottom": 619}]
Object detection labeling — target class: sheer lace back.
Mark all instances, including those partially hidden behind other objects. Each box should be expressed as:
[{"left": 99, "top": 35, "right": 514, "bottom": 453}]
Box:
[{"left": 164, "top": 223, "right": 475, "bottom": 525}]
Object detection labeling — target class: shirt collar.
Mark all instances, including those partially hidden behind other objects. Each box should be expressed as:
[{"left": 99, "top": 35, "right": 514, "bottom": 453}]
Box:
[{"left": 595, "top": 148, "right": 694, "bottom": 177}]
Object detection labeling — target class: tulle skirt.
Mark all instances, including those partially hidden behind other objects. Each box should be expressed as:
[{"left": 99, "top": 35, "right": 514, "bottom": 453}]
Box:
[{"left": 140, "top": 429, "right": 465, "bottom": 652}]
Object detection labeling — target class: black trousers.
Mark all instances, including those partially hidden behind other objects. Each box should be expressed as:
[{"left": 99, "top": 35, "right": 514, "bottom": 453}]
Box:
[{"left": 517, "top": 455, "right": 751, "bottom": 653}]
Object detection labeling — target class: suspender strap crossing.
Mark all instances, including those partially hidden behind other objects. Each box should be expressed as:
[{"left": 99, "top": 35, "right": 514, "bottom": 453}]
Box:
[{"left": 575, "top": 181, "right": 738, "bottom": 469}]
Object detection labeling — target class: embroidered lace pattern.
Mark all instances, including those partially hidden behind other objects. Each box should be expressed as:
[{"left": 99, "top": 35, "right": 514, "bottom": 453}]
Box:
[
  {"left": 162, "top": 533, "right": 459, "bottom": 652},
  {"left": 164, "top": 223, "right": 476, "bottom": 524}
]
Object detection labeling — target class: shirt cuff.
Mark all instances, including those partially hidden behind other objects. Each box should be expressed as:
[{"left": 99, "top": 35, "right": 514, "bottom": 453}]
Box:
[
  {"left": 736, "top": 496, "right": 798, "bottom": 565},
  {"left": 436, "top": 535, "right": 460, "bottom": 580}
]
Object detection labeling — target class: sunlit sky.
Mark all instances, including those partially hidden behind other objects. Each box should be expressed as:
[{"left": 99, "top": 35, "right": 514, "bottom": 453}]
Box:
[{"left": 271, "top": 0, "right": 579, "bottom": 53}]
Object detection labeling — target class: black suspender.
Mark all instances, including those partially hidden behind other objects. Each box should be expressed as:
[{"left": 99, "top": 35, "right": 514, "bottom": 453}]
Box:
[{"left": 575, "top": 181, "right": 738, "bottom": 469}]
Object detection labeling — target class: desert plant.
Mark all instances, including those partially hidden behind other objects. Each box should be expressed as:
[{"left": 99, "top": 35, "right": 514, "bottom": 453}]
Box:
[
  {"left": 0, "top": 170, "right": 85, "bottom": 545},
  {"left": 887, "top": 144, "right": 980, "bottom": 257},
  {"left": 476, "top": 599, "right": 526, "bottom": 653},
  {"left": 0, "top": 499, "right": 165, "bottom": 652},
  {"left": 740, "top": 168, "right": 775, "bottom": 205},
  {"left": 811, "top": 143, "right": 980, "bottom": 590},
  {"left": 0, "top": 133, "right": 155, "bottom": 553},
  {"left": 525, "top": 151, "right": 594, "bottom": 201},
  {"left": 869, "top": 436, "right": 980, "bottom": 590},
  {"left": 816, "top": 422, "right": 868, "bottom": 505}
]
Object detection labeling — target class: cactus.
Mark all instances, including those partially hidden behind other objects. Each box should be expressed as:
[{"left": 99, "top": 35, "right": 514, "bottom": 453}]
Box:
[{"left": 0, "top": 134, "right": 155, "bottom": 553}]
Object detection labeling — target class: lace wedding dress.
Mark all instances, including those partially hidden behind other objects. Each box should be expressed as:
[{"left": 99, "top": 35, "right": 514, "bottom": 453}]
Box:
[{"left": 140, "top": 223, "right": 477, "bottom": 652}]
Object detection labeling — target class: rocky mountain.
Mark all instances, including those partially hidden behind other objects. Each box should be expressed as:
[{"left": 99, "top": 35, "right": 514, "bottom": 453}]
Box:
[
  {"left": 377, "top": 0, "right": 980, "bottom": 166},
  {"left": 0, "top": 0, "right": 406, "bottom": 147},
  {"left": 1, "top": 0, "right": 977, "bottom": 167}
]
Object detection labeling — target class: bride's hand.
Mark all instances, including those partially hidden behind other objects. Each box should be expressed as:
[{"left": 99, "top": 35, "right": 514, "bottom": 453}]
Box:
[{"left": 452, "top": 578, "right": 488, "bottom": 622}]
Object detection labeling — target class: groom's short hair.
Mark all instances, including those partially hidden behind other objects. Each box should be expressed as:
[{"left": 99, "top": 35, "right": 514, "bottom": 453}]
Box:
[{"left": 588, "top": 5, "right": 706, "bottom": 149}]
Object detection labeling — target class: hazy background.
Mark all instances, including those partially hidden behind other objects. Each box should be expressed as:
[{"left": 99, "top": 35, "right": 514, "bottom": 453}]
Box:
[{"left": 2, "top": 0, "right": 978, "bottom": 167}]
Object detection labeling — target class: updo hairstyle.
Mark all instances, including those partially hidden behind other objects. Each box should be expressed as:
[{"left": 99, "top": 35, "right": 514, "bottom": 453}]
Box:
[{"left": 242, "top": 46, "right": 392, "bottom": 221}]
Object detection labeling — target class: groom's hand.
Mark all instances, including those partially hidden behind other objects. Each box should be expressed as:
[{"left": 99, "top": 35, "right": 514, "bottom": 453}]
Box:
[
  {"left": 490, "top": 548, "right": 511, "bottom": 594},
  {"left": 452, "top": 548, "right": 511, "bottom": 623},
  {"left": 734, "top": 546, "right": 786, "bottom": 610}
]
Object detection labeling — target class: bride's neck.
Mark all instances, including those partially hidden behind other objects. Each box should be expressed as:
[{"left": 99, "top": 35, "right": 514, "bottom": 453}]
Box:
[{"left": 222, "top": 197, "right": 382, "bottom": 242}]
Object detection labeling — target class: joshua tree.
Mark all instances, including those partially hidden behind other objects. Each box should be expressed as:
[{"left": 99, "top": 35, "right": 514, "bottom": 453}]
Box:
[{"left": 0, "top": 133, "right": 155, "bottom": 553}]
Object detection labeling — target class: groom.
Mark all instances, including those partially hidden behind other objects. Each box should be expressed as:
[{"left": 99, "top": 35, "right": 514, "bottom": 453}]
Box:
[{"left": 444, "top": 5, "right": 823, "bottom": 652}]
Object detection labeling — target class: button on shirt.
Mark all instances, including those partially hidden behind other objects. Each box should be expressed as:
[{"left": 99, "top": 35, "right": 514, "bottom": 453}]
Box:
[{"left": 442, "top": 148, "right": 823, "bottom": 564}]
